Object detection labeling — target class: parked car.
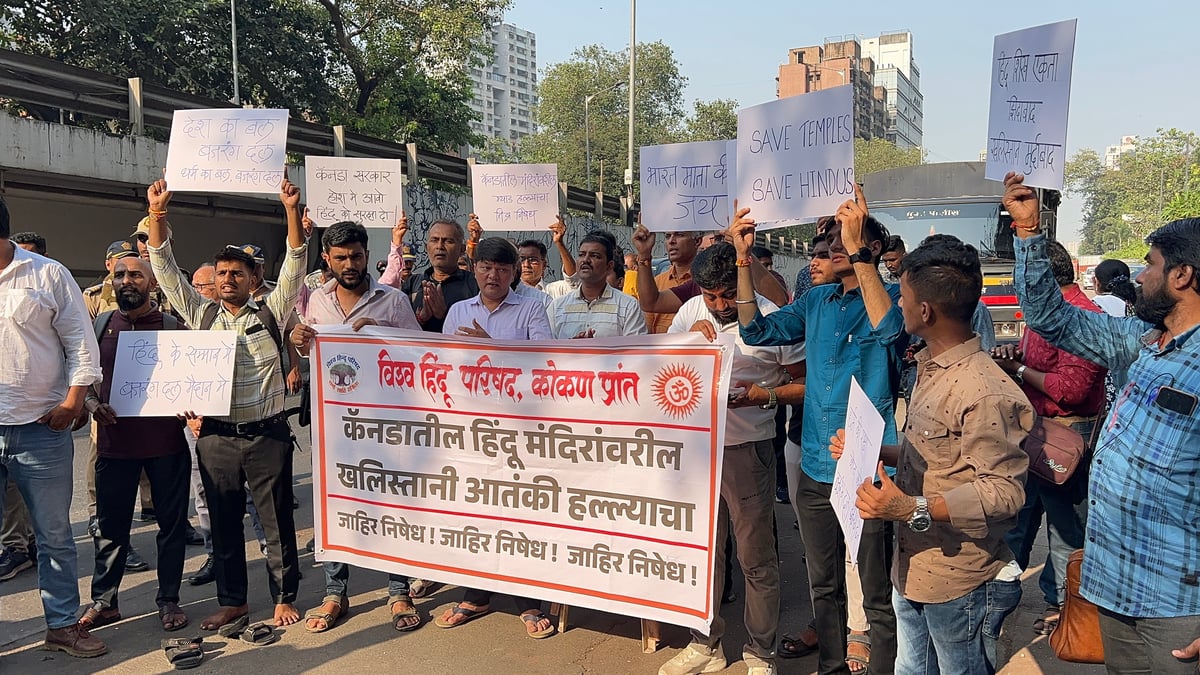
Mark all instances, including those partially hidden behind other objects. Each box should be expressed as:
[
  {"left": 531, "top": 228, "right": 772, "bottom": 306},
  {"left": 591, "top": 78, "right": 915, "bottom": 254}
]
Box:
[{"left": 1081, "top": 267, "right": 1096, "bottom": 290}]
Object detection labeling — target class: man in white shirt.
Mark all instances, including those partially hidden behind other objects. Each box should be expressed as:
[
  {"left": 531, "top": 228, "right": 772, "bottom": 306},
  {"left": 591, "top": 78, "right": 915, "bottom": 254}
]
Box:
[
  {"left": 549, "top": 230, "right": 647, "bottom": 339},
  {"left": 0, "top": 196, "right": 107, "bottom": 657},
  {"left": 658, "top": 242, "right": 805, "bottom": 675}
]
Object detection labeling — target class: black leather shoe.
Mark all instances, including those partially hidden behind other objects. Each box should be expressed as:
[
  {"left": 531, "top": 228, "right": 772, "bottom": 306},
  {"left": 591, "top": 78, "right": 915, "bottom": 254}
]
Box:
[
  {"left": 125, "top": 546, "right": 150, "bottom": 571},
  {"left": 184, "top": 526, "right": 205, "bottom": 546},
  {"left": 187, "top": 555, "right": 215, "bottom": 585}
]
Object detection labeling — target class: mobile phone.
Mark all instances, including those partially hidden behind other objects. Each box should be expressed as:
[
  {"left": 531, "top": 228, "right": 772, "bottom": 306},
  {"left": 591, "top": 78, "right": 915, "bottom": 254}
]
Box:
[{"left": 1153, "top": 386, "right": 1198, "bottom": 416}]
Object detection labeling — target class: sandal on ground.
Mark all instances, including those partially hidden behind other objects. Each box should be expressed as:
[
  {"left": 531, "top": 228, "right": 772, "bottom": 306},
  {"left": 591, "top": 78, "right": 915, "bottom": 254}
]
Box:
[
  {"left": 520, "top": 611, "right": 556, "bottom": 639},
  {"left": 78, "top": 603, "right": 121, "bottom": 630},
  {"left": 389, "top": 597, "right": 422, "bottom": 632},
  {"left": 779, "top": 627, "right": 819, "bottom": 659},
  {"left": 159, "top": 603, "right": 189, "bottom": 632},
  {"left": 240, "top": 621, "right": 279, "bottom": 646},
  {"left": 215, "top": 613, "right": 250, "bottom": 637},
  {"left": 304, "top": 595, "right": 348, "bottom": 634},
  {"left": 847, "top": 632, "right": 871, "bottom": 673},
  {"left": 1033, "top": 605, "right": 1060, "bottom": 635},
  {"left": 433, "top": 603, "right": 490, "bottom": 629},
  {"left": 161, "top": 636, "right": 204, "bottom": 670},
  {"left": 408, "top": 578, "right": 436, "bottom": 598}
]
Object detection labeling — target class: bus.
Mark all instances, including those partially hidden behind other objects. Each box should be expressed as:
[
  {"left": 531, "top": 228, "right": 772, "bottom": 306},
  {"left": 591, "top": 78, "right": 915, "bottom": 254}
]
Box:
[{"left": 862, "top": 161, "right": 1060, "bottom": 343}]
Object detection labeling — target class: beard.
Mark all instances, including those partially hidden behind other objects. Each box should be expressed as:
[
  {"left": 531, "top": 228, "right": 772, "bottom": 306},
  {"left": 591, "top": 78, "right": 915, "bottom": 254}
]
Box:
[
  {"left": 116, "top": 288, "right": 147, "bottom": 312},
  {"left": 1134, "top": 284, "right": 1175, "bottom": 328},
  {"left": 707, "top": 306, "right": 737, "bottom": 325},
  {"left": 335, "top": 269, "right": 365, "bottom": 290}
]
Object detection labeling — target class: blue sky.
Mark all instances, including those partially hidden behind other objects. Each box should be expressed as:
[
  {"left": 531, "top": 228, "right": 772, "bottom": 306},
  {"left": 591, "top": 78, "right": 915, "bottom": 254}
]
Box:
[{"left": 506, "top": 0, "right": 1198, "bottom": 242}]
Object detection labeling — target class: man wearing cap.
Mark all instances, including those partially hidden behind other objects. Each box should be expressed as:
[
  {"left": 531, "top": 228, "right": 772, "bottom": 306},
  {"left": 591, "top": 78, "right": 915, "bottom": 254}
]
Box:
[
  {"left": 145, "top": 177, "right": 309, "bottom": 631},
  {"left": 83, "top": 240, "right": 137, "bottom": 319}
]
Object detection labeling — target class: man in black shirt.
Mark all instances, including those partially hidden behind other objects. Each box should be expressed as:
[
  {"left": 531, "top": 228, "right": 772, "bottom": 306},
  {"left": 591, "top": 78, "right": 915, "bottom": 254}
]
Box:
[{"left": 410, "top": 219, "right": 478, "bottom": 333}]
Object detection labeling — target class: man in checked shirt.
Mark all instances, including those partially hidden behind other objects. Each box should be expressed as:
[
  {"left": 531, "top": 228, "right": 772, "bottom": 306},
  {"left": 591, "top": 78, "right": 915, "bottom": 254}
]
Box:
[
  {"left": 146, "top": 177, "right": 308, "bottom": 632},
  {"left": 1007, "top": 171, "right": 1200, "bottom": 674}
]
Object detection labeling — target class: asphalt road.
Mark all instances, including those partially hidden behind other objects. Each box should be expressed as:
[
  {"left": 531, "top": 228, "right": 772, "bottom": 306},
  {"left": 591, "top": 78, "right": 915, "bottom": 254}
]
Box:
[{"left": 0, "top": 424, "right": 1104, "bottom": 674}]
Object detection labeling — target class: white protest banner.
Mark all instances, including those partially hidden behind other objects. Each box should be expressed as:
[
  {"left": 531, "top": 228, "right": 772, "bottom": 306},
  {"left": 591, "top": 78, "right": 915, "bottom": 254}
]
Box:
[
  {"left": 736, "top": 86, "right": 855, "bottom": 230},
  {"left": 108, "top": 330, "right": 237, "bottom": 417},
  {"left": 310, "top": 329, "right": 733, "bottom": 633},
  {"left": 639, "top": 140, "right": 732, "bottom": 232},
  {"left": 985, "top": 19, "right": 1077, "bottom": 190},
  {"left": 470, "top": 163, "right": 559, "bottom": 229},
  {"left": 164, "top": 109, "right": 289, "bottom": 193},
  {"left": 726, "top": 140, "right": 738, "bottom": 225},
  {"left": 831, "top": 376, "right": 885, "bottom": 566},
  {"left": 305, "top": 157, "right": 404, "bottom": 228}
]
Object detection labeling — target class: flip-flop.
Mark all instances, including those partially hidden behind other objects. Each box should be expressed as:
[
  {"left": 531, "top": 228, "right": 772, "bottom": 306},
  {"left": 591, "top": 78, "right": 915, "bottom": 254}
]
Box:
[
  {"left": 408, "top": 578, "right": 436, "bottom": 598},
  {"left": 520, "top": 611, "right": 556, "bottom": 639},
  {"left": 779, "top": 635, "right": 818, "bottom": 659},
  {"left": 433, "top": 604, "right": 490, "bottom": 629},
  {"left": 161, "top": 636, "right": 204, "bottom": 670},
  {"left": 215, "top": 613, "right": 250, "bottom": 637},
  {"left": 847, "top": 632, "right": 871, "bottom": 673},
  {"left": 159, "top": 604, "right": 190, "bottom": 632},
  {"left": 240, "top": 621, "right": 279, "bottom": 646},
  {"left": 78, "top": 604, "right": 121, "bottom": 630}
]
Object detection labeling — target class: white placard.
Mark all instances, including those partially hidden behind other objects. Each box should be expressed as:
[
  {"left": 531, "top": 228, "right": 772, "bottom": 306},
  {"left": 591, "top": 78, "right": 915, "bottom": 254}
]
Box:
[
  {"left": 726, "top": 140, "right": 738, "bottom": 225},
  {"left": 736, "top": 86, "right": 855, "bottom": 230},
  {"left": 639, "top": 140, "right": 732, "bottom": 232},
  {"left": 310, "top": 329, "right": 733, "bottom": 634},
  {"left": 108, "top": 330, "right": 237, "bottom": 417},
  {"left": 985, "top": 19, "right": 1077, "bottom": 190},
  {"left": 470, "top": 163, "right": 559, "bottom": 229},
  {"left": 164, "top": 109, "right": 289, "bottom": 193},
  {"left": 305, "top": 157, "right": 404, "bottom": 228},
  {"left": 831, "top": 376, "right": 885, "bottom": 567}
]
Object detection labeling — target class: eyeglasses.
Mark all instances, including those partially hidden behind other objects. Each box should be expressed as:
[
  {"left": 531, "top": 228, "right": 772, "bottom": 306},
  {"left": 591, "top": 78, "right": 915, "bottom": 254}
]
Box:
[
  {"left": 193, "top": 282, "right": 215, "bottom": 290},
  {"left": 519, "top": 256, "right": 545, "bottom": 265}
]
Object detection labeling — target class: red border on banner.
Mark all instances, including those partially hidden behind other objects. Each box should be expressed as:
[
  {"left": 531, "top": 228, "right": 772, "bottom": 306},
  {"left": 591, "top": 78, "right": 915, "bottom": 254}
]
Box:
[{"left": 312, "top": 334, "right": 723, "bottom": 620}]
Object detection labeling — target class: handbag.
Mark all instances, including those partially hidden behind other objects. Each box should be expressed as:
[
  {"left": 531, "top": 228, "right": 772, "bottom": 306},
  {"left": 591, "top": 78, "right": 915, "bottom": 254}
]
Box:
[
  {"left": 1049, "top": 549, "right": 1105, "bottom": 664},
  {"left": 1022, "top": 416, "right": 1086, "bottom": 485}
]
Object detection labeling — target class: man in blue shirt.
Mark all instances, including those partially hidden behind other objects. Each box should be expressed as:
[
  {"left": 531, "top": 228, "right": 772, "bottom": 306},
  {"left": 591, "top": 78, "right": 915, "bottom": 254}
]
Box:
[
  {"left": 1006, "top": 171, "right": 1200, "bottom": 673},
  {"left": 735, "top": 186, "right": 905, "bottom": 675}
]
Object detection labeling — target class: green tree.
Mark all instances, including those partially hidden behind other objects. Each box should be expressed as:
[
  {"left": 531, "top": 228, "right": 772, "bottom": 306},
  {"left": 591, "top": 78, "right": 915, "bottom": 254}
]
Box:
[
  {"left": 679, "top": 98, "right": 738, "bottom": 143},
  {"left": 855, "top": 138, "right": 924, "bottom": 178},
  {"left": 520, "top": 41, "right": 687, "bottom": 194}
]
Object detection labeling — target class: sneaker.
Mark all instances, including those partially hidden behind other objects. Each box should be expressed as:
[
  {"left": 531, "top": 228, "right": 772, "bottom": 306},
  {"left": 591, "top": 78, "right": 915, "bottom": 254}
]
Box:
[
  {"left": 125, "top": 546, "right": 149, "bottom": 571},
  {"left": 775, "top": 485, "right": 790, "bottom": 504},
  {"left": 0, "top": 548, "right": 33, "bottom": 582},
  {"left": 658, "top": 643, "right": 727, "bottom": 675},
  {"left": 138, "top": 508, "right": 156, "bottom": 522},
  {"left": 42, "top": 623, "right": 108, "bottom": 658},
  {"left": 188, "top": 555, "right": 215, "bottom": 585},
  {"left": 87, "top": 516, "right": 98, "bottom": 538}
]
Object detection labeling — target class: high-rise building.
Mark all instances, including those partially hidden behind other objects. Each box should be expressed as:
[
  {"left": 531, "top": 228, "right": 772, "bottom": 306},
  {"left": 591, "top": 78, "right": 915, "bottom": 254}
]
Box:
[
  {"left": 467, "top": 23, "right": 537, "bottom": 146},
  {"left": 776, "top": 33, "right": 923, "bottom": 149},
  {"left": 777, "top": 37, "right": 886, "bottom": 142},
  {"left": 1104, "top": 135, "right": 1138, "bottom": 170},
  {"left": 861, "top": 31, "right": 923, "bottom": 149}
]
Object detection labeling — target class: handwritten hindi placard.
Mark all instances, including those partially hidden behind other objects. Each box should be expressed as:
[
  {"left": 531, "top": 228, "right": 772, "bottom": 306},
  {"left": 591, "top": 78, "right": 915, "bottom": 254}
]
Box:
[
  {"left": 736, "top": 86, "right": 855, "bottom": 230},
  {"left": 726, "top": 140, "right": 738, "bottom": 225},
  {"left": 985, "top": 19, "right": 1077, "bottom": 190},
  {"left": 831, "top": 377, "right": 884, "bottom": 567},
  {"left": 469, "top": 163, "right": 559, "bottom": 229},
  {"left": 108, "top": 330, "right": 237, "bottom": 417},
  {"left": 310, "top": 329, "right": 733, "bottom": 633},
  {"left": 164, "top": 109, "right": 289, "bottom": 193},
  {"left": 639, "top": 140, "right": 732, "bottom": 232},
  {"left": 305, "top": 157, "right": 404, "bottom": 228}
]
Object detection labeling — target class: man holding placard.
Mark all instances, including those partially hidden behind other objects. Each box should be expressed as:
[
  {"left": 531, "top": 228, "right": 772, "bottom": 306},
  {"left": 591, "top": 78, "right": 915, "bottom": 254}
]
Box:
[
  {"left": 80, "top": 255, "right": 193, "bottom": 635},
  {"left": 736, "top": 186, "right": 903, "bottom": 675},
  {"left": 146, "top": 176, "right": 309, "bottom": 633},
  {"left": 831, "top": 236, "right": 1031, "bottom": 675}
]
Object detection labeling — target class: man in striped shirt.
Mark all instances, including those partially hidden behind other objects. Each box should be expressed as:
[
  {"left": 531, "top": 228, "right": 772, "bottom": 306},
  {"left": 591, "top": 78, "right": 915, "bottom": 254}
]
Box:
[{"left": 146, "top": 177, "right": 308, "bottom": 632}]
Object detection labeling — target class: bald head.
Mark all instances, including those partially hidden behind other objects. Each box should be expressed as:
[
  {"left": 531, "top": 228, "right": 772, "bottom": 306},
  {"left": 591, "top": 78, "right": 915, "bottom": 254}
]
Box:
[
  {"left": 112, "top": 256, "right": 156, "bottom": 312},
  {"left": 192, "top": 264, "right": 216, "bottom": 300}
]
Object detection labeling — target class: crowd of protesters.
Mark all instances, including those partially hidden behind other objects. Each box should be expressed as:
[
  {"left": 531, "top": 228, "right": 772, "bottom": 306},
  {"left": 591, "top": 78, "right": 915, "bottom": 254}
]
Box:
[{"left": 0, "top": 171, "right": 1197, "bottom": 675}]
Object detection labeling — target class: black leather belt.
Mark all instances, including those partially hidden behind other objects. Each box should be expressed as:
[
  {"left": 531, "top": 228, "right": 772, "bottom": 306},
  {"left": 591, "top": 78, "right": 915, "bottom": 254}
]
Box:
[{"left": 202, "top": 412, "right": 289, "bottom": 438}]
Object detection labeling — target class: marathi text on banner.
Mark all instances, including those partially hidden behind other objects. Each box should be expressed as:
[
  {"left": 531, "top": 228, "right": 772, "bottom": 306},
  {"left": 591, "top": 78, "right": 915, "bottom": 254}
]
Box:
[
  {"left": 310, "top": 330, "right": 732, "bottom": 633},
  {"left": 164, "top": 109, "right": 290, "bottom": 194}
]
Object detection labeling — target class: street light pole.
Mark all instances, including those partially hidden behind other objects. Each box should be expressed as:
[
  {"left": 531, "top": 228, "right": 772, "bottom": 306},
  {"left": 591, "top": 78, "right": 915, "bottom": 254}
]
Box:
[
  {"left": 584, "top": 80, "right": 625, "bottom": 192},
  {"left": 230, "top": 0, "right": 241, "bottom": 105},
  {"left": 626, "top": 0, "right": 636, "bottom": 195}
]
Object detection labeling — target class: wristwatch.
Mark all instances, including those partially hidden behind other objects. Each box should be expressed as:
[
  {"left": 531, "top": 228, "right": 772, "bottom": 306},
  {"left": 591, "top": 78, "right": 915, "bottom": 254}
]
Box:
[
  {"left": 907, "top": 496, "right": 932, "bottom": 532},
  {"left": 759, "top": 387, "right": 778, "bottom": 410},
  {"left": 1014, "top": 364, "right": 1027, "bottom": 384},
  {"left": 847, "top": 246, "right": 873, "bottom": 265}
]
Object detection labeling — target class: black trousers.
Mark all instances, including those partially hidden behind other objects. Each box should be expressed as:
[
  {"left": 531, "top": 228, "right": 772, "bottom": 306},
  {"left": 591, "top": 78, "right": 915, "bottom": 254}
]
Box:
[
  {"left": 92, "top": 452, "right": 190, "bottom": 609},
  {"left": 796, "top": 469, "right": 897, "bottom": 675},
  {"left": 197, "top": 420, "right": 298, "bottom": 607}
]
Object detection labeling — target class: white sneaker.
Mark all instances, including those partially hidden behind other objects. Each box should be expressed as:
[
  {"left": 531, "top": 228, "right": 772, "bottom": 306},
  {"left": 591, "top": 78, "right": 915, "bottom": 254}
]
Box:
[{"left": 658, "top": 643, "right": 728, "bottom": 675}]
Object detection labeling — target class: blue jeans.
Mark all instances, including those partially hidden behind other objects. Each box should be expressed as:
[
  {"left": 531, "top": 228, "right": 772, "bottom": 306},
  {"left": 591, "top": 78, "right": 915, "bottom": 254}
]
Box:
[
  {"left": 894, "top": 579, "right": 1022, "bottom": 675},
  {"left": 0, "top": 422, "right": 80, "bottom": 629},
  {"left": 323, "top": 561, "right": 409, "bottom": 600}
]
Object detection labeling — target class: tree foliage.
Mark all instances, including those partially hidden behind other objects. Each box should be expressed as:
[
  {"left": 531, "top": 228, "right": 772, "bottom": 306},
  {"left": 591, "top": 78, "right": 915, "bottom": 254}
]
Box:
[
  {"left": 0, "top": 0, "right": 509, "bottom": 150},
  {"left": 855, "top": 138, "right": 924, "bottom": 178},
  {"left": 680, "top": 98, "right": 738, "bottom": 143},
  {"left": 1065, "top": 128, "right": 1200, "bottom": 255}
]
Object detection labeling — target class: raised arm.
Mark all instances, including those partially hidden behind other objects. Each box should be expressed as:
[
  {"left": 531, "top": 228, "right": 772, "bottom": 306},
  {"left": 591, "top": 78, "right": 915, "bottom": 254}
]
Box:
[
  {"left": 633, "top": 225, "right": 682, "bottom": 313},
  {"left": 379, "top": 213, "right": 408, "bottom": 289},
  {"left": 266, "top": 176, "right": 310, "bottom": 323},
  {"left": 840, "top": 184, "right": 897, "bottom": 330},
  {"left": 144, "top": 180, "right": 204, "bottom": 325},
  {"left": 550, "top": 214, "right": 576, "bottom": 278}
]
